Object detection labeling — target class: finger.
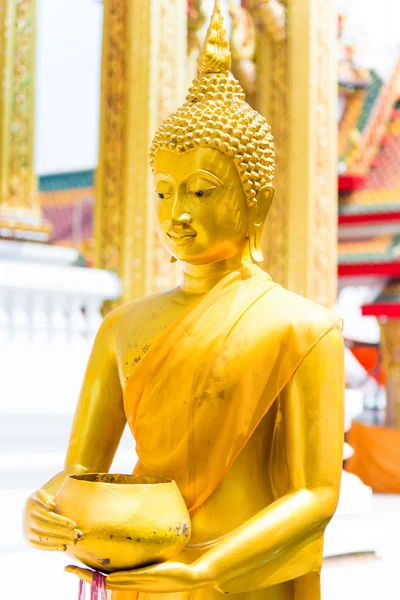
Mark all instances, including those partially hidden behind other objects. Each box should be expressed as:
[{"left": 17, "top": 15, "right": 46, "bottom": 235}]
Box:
[
  {"left": 31, "top": 502, "right": 78, "bottom": 530},
  {"left": 30, "top": 540, "right": 67, "bottom": 552},
  {"left": 35, "top": 489, "right": 56, "bottom": 511},
  {"left": 107, "top": 572, "right": 136, "bottom": 584},
  {"left": 107, "top": 566, "right": 160, "bottom": 583},
  {"left": 29, "top": 530, "right": 73, "bottom": 548},
  {"left": 30, "top": 522, "right": 80, "bottom": 543},
  {"left": 102, "top": 578, "right": 129, "bottom": 592},
  {"left": 105, "top": 579, "right": 154, "bottom": 592},
  {"left": 65, "top": 566, "right": 94, "bottom": 585},
  {"left": 31, "top": 513, "right": 82, "bottom": 540},
  {"left": 106, "top": 572, "right": 152, "bottom": 591}
]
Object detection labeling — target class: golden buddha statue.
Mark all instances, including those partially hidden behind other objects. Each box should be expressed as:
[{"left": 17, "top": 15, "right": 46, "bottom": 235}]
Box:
[{"left": 24, "top": 2, "right": 344, "bottom": 599}]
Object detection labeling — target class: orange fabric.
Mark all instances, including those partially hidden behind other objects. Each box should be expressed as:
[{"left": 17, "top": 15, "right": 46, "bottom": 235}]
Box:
[
  {"left": 350, "top": 346, "right": 385, "bottom": 385},
  {"left": 123, "top": 266, "right": 341, "bottom": 514},
  {"left": 346, "top": 421, "right": 400, "bottom": 493},
  {"left": 351, "top": 347, "right": 377, "bottom": 374}
]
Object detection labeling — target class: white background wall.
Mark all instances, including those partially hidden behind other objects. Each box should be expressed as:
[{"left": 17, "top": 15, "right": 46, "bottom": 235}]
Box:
[
  {"left": 35, "top": 0, "right": 103, "bottom": 175},
  {"left": 337, "top": 0, "right": 400, "bottom": 81}
]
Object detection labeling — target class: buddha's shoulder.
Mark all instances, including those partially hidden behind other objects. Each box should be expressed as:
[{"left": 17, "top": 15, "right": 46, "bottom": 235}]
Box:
[
  {"left": 96, "top": 287, "right": 182, "bottom": 336},
  {"left": 256, "top": 283, "right": 342, "bottom": 332}
]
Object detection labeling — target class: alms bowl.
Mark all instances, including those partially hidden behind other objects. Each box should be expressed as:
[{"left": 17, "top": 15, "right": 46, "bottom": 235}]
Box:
[{"left": 54, "top": 474, "right": 191, "bottom": 573}]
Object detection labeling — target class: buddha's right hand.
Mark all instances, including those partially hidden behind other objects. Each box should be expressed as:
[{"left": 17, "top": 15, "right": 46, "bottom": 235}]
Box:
[{"left": 24, "top": 488, "right": 82, "bottom": 552}]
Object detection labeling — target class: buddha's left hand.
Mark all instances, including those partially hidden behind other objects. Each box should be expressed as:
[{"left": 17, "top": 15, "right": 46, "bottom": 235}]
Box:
[{"left": 65, "top": 562, "right": 213, "bottom": 593}]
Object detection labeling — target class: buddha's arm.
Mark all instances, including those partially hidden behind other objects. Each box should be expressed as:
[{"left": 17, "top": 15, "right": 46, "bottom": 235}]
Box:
[
  {"left": 24, "top": 311, "right": 126, "bottom": 548},
  {"left": 45, "top": 313, "right": 126, "bottom": 495},
  {"left": 194, "top": 326, "right": 344, "bottom": 592}
]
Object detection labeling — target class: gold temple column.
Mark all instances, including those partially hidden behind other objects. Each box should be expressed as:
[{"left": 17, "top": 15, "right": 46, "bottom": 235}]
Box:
[
  {"left": 251, "top": 0, "right": 338, "bottom": 308},
  {"left": 96, "top": 0, "right": 187, "bottom": 304},
  {"left": 380, "top": 321, "right": 400, "bottom": 428},
  {"left": 0, "top": 0, "right": 50, "bottom": 241}
]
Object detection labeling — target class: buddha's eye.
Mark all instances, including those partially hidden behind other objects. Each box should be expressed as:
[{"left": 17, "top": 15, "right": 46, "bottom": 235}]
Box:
[
  {"left": 187, "top": 176, "right": 220, "bottom": 198},
  {"left": 156, "top": 190, "right": 172, "bottom": 200},
  {"left": 190, "top": 187, "right": 215, "bottom": 198}
]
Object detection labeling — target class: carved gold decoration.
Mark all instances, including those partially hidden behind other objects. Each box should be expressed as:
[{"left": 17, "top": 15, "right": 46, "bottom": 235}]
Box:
[
  {"left": 249, "top": 0, "right": 288, "bottom": 286},
  {"left": 249, "top": 0, "right": 286, "bottom": 44},
  {"left": 304, "top": 0, "right": 338, "bottom": 308},
  {"left": 96, "top": 0, "right": 187, "bottom": 303},
  {"left": 250, "top": 0, "right": 337, "bottom": 307},
  {"left": 380, "top": 320, "right": 400, "bottom": 428},
  {"left": 389, "top": 115, "right": 400, "bottom": 136},
  {"left": 95, "top": 0, "right": 126, "bottom": 279},
  {"left": 338, "top": 90, "right": 367, "bottom": 159},
  {"left": 187, "top": 0, "right": 208, "bottom": 87},
  {"left": 228, "top": 0, "right": 257, "bottom": 103},
  {"left": 0, "top": 0, "right": 51, "bottom": 241}
]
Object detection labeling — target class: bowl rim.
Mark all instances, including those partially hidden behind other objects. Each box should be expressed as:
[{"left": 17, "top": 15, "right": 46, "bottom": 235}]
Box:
[{"left": 67, "top": 473, "right": 175, "bottom": 486}]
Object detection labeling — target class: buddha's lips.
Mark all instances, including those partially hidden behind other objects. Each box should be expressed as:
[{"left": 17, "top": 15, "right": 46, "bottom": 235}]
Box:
[{"left": 167, "top": 231, "right": 197, "bottom": 245}]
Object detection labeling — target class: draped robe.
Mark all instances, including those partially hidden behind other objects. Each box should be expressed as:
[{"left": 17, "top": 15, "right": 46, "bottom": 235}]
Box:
[{"left": 115, "top": 267, "right": 342, "bottom": 600}]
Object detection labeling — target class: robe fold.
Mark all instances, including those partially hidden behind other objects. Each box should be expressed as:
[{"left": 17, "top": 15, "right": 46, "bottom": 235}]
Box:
[{"left": 116, "top": 266, "right": 342, "bottom": 599}]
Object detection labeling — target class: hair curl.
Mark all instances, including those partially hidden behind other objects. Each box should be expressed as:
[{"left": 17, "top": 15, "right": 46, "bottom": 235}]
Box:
[{"left": 149, "top": 72, "right": 275, "bottom": 204}]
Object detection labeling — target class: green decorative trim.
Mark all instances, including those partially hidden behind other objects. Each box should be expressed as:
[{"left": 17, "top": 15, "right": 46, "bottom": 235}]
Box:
[
  {"left": 339, "top": 70, "right": 383, "bottom": 165},
  {"left": 39, "top": 170, "right": 95, "bottom": 192},
  {"left": 357, "top": 71, "right": 383, "bottom": 133},
  {"left": 339, "top": 250, "right": 394, "bottom": 264},
  {"left": 339, "top": 201, "right": 400, "bottom": 216},
  {"left": 377, "top": 292, "right": 400, "bottom": 303}
]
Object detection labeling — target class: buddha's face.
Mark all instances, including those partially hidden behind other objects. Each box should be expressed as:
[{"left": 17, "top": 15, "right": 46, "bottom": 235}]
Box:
[{"left": 153, "top": 147, "right": 248, "bottom": 265}]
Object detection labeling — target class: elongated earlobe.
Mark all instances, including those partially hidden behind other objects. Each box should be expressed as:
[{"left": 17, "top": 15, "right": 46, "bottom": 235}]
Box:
[
  {"left": 249, "top": 224, "right": 264, "bottom": 264},
  {"left": 248, "top": 186, "right": 274, "bottom": 264}
]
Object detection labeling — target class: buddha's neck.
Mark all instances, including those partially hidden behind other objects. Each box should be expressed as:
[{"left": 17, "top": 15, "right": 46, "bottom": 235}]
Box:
[{"left": 181, "top": 255, "right": 249, "bottom": 295}]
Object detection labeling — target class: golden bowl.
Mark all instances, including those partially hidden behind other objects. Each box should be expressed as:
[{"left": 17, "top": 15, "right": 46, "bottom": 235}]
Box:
[{"left": 54, "top": 474, "right": 191, "bottom": 573}]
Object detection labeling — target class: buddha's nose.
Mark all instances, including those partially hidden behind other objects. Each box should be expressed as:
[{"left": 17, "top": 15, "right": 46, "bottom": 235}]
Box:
[{"left": 172, "top": 212, "right": 192, "bottom": 226}]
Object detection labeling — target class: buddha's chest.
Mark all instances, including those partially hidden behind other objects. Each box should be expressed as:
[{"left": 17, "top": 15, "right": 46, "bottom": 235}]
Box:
[
  {"left": 118, "top": 300, "right": 272, "bottom": 402},
  {"left": 116, "top": 300, "right": 192, "bottom": 385}
]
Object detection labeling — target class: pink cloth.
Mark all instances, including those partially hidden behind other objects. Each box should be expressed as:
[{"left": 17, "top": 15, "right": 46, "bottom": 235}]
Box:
[
  {"left": 78, "top": 573, "right": 106, "bottom": 600},
  {"left": 78, "top": 580, "right": 86, "bottom": 600}
]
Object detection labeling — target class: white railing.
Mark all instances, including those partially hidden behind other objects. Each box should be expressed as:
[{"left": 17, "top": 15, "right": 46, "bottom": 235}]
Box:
[
  {"left": 0, "top": 247, "right": 122, "bottom": 415},
  {"left": 0, "top": 257, "right": 120, "bottom": 345}
]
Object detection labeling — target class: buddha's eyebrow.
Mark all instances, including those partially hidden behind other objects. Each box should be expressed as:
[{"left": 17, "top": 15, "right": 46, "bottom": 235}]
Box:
[
  {"left": 154, "top": 172, "right": 174, "bottom": 185},
  {"left": 186, "top": 170, "right": 223, "bottom": 186}
]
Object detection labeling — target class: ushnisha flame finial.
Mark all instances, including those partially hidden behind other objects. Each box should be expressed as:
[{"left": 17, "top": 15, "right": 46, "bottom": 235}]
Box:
[{"left": 198, "top": 0, "right": 231, "bottom": 74}]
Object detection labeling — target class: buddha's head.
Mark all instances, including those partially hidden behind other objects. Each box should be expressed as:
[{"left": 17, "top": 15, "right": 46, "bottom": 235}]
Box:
[{"left": 149, "top": 0, "right": 274, "bottom": 266}]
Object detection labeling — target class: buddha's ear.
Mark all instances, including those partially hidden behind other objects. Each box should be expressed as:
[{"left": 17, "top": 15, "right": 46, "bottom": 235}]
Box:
[
  {"left": 255, "top": 185, "right": 274, "bottom": 222},
  {"left": 248, "top": 186, "right": 274, "bottom": 264}
]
